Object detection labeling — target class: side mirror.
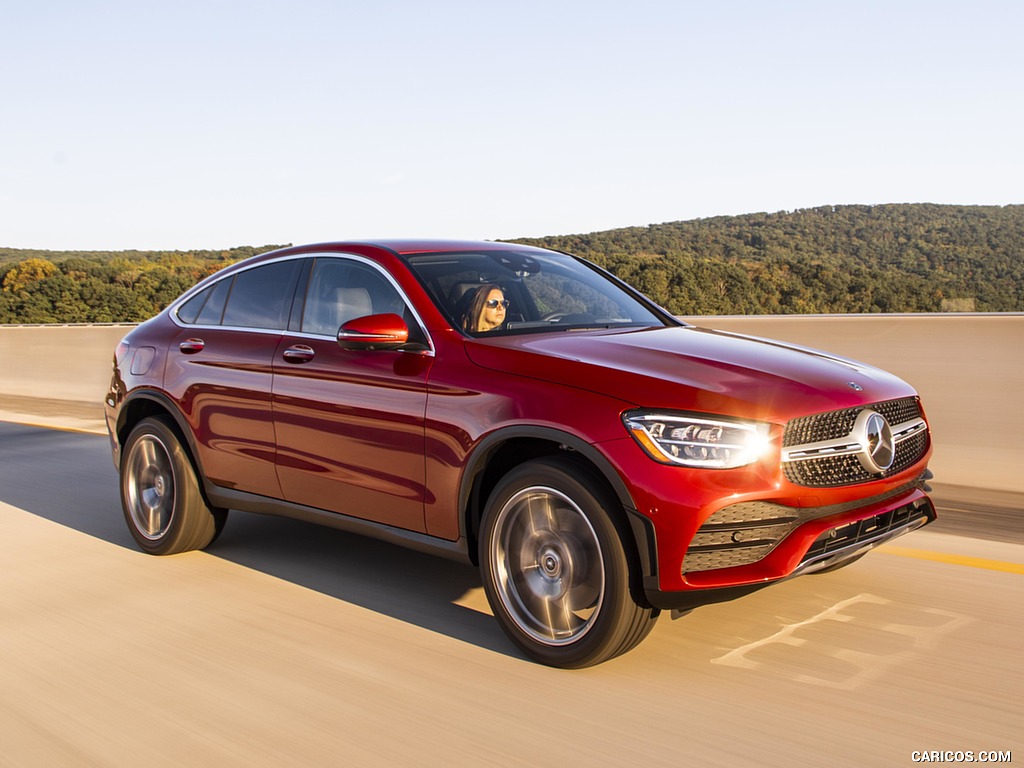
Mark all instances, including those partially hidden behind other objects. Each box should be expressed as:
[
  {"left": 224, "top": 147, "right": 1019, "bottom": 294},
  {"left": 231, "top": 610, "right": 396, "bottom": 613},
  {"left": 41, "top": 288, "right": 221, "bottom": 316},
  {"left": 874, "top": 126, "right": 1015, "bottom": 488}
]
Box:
[{"left": 337, "top": 313, "right": 410, "bottom": 351}]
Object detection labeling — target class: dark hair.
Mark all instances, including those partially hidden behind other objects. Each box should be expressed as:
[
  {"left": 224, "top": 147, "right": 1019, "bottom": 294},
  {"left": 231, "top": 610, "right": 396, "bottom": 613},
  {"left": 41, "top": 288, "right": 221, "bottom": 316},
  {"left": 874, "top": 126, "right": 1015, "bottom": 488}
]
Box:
[{"left": 461, "top": 284, "right": 504, "bottom": 332}]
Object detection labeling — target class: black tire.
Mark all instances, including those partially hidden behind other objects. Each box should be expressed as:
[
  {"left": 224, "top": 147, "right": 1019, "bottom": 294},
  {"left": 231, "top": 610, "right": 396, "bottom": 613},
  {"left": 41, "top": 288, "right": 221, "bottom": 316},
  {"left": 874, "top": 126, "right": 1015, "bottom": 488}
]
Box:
[
  {"left": 120, "top": 415, "right": 227, "bottom": 555},
  {"left": 479, "top": 456, "right": 659, "bottom": 668}
]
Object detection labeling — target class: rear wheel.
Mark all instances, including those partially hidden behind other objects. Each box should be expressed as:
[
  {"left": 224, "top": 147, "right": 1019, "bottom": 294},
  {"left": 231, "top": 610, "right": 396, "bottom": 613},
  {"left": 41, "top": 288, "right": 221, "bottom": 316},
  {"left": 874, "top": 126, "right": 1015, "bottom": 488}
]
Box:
[
  {"left": 479, "top": 456, "right": 658, "bottom": 668},
  {"left": 120, "top": 416, "right": 227, "bottom": 555}
]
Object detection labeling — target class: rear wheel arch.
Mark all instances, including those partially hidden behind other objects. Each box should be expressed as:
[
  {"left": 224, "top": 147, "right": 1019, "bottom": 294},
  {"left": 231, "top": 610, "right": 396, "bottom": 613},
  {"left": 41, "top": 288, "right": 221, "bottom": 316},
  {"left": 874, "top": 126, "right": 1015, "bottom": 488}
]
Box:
[
  {"left": 117, "top": 391, "right": 212, "bottom": 503},
  {"left": 119, "top": 392, "right": 196, "bottom": 457}
]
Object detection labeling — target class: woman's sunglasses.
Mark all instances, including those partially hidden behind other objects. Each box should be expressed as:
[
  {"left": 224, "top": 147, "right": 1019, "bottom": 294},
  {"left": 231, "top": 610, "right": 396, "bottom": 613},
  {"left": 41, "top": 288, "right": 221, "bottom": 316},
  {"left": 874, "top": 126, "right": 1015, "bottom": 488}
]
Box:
[{"left": 485, "top": 299, "right": 510, "bottom": 309}]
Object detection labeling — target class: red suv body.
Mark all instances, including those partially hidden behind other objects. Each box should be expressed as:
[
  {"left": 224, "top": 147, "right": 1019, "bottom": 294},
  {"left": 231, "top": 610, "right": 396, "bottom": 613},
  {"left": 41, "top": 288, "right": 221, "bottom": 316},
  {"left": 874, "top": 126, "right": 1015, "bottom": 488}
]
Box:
[{"left": 106, "top": 240, "right": 935, "bottom": 667}]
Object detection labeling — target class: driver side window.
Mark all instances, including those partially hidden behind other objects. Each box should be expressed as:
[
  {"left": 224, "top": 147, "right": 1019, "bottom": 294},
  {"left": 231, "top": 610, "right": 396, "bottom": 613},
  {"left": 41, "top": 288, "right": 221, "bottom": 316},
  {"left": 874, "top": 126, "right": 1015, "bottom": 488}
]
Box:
[{"left": 301, "top": 257, "right": 408, "bottom": 337}]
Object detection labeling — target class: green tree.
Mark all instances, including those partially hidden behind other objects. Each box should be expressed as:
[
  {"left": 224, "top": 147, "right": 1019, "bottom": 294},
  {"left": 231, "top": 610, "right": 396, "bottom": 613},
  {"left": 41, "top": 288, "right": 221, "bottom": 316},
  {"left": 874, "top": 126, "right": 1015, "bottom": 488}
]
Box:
[{"left": 2, "top": 257, "right": 58, "bottom": 293}]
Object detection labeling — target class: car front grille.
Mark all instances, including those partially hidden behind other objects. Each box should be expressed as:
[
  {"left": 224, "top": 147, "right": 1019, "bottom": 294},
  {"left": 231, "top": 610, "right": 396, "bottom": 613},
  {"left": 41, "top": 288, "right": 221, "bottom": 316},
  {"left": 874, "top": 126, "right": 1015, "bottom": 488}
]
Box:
[
  {"left": 782, "top": 397, "right": 930, "bottom": 488},
  {"left": 783, "top": 397, "right": 923, "bottom": 448}
]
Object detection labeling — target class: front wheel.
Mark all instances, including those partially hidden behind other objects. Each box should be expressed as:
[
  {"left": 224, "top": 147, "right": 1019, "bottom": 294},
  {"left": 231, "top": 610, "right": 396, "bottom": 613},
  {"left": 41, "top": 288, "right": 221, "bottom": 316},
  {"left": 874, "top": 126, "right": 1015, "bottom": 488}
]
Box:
[
  {"left": 479, "top": 456, "right": 658, "bottom": 668},
  {"left": 120, "top": 415, "right": 227, "bottom": 555}
]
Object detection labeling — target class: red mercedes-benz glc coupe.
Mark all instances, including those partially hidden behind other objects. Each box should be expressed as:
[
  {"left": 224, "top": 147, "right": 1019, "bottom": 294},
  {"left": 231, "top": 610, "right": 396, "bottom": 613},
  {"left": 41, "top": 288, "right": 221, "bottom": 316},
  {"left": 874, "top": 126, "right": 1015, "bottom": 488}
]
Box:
[{"left": 105, "top": 240, "right": 934, "bottom": 667}]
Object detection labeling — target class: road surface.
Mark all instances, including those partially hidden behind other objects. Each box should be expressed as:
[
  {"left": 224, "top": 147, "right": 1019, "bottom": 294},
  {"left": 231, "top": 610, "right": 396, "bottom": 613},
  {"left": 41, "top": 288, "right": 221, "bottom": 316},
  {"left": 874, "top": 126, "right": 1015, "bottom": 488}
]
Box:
[{"left": 1, "top": 422, "right": 1020, "bottom": 767}]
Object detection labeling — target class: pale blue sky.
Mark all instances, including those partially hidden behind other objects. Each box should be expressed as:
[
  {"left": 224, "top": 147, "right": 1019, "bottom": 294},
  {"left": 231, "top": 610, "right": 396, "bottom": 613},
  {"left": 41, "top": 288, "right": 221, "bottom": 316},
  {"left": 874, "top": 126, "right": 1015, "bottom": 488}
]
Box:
[{"left": 2, "top": 0, "right": 1021, "bottom": 250}]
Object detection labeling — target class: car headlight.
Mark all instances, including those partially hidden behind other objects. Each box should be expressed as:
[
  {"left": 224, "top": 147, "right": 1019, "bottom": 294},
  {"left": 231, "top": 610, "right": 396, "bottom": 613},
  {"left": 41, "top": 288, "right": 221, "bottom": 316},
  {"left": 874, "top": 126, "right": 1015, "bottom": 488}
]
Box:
[{"left": 622, "top": 410, "right": 771, "bottom": 469}]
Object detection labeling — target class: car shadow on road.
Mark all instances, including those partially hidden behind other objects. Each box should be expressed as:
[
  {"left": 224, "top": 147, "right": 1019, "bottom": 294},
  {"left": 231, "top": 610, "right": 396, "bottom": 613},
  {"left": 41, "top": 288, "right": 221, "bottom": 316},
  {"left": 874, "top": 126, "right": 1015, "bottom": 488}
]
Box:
[
  {"left": 207, "top": 511, "right": 515, "bottom": 658},
  {"left": 0, "top": 422, "right": 520, "bottom": 661}
]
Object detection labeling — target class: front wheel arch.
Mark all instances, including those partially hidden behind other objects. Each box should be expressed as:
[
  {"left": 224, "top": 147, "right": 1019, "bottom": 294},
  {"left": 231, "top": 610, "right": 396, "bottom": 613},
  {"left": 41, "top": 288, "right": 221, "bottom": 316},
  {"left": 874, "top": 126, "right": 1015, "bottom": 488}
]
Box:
[{"left": 458, "top": 428, "right": 656, "bottom": 583}]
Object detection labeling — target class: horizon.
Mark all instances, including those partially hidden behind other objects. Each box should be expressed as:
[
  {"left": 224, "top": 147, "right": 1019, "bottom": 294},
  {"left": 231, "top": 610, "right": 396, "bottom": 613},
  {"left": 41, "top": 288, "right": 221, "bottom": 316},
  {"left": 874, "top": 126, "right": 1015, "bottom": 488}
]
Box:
[{"left": 3, "top": 200, "right": 1021, "bottom": 255}]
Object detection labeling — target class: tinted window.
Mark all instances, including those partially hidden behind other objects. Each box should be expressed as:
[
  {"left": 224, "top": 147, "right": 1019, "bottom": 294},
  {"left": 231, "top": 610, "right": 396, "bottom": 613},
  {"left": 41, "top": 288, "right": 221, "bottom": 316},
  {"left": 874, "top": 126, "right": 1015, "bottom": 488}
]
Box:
[
  {"left": 222, "top": 261, "right": 301, "bottom": 330},
  {"left": 196, "top": 278, "right": 231, "bottom": 325},
  {"left": 176, "top": 285, "right": 211, "bottom": 324},
  {"left": 302, "top": 258, "right": 407, "bottom": 336},
  {"left": 406, "top": 250, "right": 670, "bottom": 336}
]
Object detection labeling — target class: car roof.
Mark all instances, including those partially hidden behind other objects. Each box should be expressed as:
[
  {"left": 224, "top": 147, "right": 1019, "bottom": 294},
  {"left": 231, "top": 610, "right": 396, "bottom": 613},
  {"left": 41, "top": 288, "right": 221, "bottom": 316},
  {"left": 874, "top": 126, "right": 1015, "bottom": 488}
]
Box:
[
  {"left": 203, "top": 240, "right": 564, "bottom": 286},
  {"left": 300, "top": 239, "right": 552, "bottom": 256}
]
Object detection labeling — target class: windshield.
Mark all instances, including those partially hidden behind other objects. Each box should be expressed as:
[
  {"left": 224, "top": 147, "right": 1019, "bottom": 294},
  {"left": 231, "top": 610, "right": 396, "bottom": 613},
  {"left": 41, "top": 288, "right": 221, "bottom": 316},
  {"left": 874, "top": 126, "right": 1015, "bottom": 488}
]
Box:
[{"left": 405, "top": 248, "right": 675, "bottom": 336}]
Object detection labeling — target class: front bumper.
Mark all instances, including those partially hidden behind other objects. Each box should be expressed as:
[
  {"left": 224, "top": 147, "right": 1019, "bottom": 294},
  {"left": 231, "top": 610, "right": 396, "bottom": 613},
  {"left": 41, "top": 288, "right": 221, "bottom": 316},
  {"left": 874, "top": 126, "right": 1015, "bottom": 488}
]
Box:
[
  {"left": 791, "top": 493, "right": 933, "bottom": 576},
  {"left": 640, "top": 488, "right": 935, "bottom": 612}
]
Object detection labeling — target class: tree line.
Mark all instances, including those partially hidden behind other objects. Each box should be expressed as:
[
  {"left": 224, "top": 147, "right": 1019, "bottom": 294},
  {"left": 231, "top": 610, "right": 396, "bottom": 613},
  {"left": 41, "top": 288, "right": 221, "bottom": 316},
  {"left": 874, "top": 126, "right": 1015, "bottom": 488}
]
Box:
[
  {"left": 0, "top": 246, "right": 284, "bottom": 323},
  {"left": 510, "top": 203, "right": 1024, "bottom": 315},
  {"left": 1, "top": 203, "right": 1021, "bottom": 323}
]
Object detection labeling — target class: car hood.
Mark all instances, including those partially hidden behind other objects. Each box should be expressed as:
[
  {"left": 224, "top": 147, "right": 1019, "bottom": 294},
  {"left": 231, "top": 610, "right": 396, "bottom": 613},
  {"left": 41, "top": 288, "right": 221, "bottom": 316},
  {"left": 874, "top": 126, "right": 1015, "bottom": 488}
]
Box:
[{"left": 464, "top": 325, "right": 917, "bottom": 423}]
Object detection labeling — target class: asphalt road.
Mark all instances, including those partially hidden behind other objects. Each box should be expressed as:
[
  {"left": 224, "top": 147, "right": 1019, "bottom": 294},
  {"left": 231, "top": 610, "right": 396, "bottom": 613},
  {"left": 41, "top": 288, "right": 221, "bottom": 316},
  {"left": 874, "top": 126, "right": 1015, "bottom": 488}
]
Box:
[{"left": 1, "top": 422, "right": 1021, "bottom": 767}]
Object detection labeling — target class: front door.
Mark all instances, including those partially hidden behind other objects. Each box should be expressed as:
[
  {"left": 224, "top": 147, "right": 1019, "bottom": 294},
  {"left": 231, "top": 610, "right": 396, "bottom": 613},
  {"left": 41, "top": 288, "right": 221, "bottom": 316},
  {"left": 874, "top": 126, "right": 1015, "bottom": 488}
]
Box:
[{"left": 271, "top": 255, "right": 432, "bottom": 532}]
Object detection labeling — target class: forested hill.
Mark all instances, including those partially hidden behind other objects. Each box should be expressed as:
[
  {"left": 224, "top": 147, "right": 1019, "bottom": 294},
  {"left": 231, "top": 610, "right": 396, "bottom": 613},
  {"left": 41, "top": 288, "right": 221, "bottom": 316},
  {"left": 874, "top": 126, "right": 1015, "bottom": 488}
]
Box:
[
  {"left": 1, "top": 203, "right": 1022, "bottom": 323},
  {"left": 510, "top": 204, "right": 1023, "bottom": 315}
]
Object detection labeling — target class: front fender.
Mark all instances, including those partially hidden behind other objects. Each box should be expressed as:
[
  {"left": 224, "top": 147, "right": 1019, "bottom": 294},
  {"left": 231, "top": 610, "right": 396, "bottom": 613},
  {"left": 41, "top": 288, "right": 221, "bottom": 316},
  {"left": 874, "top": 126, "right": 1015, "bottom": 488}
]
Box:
[{"left": 457, "top": 425, "right": 658, "bottom": 585}]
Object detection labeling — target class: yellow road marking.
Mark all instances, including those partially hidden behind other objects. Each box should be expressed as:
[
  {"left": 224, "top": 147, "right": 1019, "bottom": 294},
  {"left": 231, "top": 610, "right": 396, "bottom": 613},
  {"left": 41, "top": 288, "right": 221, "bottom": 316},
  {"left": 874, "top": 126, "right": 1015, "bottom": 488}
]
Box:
[
  {"left": 881, "top": 545, "right": 1024, "bottom": 574},
  {"left": 0, "top": 417, "right": 106, "bottom": 436}
]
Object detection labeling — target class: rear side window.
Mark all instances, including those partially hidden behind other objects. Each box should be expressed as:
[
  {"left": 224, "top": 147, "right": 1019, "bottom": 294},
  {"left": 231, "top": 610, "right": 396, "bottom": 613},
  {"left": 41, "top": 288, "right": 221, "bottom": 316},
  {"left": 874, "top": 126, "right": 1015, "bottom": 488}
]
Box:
[
  {"left": 195, "top": 279, "right": 231, "bottom": 325},
  {"left": 177, "top": 286, "right": 211, "bottom": 324},
  {"left": 221, "top": 260, "right": 301, "bottom": 330}
]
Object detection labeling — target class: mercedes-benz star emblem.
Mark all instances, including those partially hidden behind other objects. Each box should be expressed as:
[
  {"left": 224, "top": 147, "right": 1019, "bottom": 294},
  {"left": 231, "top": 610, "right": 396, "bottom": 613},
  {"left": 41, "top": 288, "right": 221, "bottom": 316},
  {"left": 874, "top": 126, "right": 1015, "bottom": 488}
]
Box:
[{"left": 853, "top": 409, "right": 895, "bottom": 474}]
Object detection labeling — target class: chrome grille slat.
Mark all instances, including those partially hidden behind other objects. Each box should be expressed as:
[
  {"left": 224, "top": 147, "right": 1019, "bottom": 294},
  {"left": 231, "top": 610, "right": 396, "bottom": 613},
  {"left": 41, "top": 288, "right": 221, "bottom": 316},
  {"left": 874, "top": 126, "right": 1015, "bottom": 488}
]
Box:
[{"left": 781, "top": 397, "right": 929, "bottom": 488}]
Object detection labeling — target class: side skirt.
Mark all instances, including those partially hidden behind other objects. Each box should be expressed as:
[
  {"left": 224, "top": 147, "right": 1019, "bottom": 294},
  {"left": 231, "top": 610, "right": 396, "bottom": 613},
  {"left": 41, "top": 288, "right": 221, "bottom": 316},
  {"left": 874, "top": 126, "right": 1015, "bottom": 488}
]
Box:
[{"left": 205, "top": 483, "right": 472, "bottom": 565}]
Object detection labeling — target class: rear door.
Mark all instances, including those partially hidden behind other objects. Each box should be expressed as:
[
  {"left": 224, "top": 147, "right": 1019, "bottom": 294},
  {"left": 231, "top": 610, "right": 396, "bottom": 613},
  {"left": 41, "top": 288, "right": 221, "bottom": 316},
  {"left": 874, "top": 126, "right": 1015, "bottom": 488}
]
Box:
[{"left": 166, "top": 257, "right": 303, "bottom": 498}]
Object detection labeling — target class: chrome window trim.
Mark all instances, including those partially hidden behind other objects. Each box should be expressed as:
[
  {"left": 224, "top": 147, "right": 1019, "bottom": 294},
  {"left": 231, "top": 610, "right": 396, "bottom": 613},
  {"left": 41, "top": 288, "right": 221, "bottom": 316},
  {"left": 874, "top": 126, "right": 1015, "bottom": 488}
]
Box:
[
  {"left": 169, "top": 251, "right": 434, "bottom": 355},
  {"left": 169, "top": 253, "right": 307, "bottom": 331},
  {"left": 297, "top": 252, "right": 434, "bottom": 355}
]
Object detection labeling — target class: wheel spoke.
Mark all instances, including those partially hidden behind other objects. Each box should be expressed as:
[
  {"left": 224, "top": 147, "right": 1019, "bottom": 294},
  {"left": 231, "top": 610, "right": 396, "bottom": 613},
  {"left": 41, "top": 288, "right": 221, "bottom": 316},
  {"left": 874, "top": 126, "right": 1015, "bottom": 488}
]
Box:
[
  {"left": 525, "top": 493, "right": 557, "bottom": 535},
  {"left": 558, "top": 593, "right": 575, "bottom": 634},
  {"left": 146, "top": 507, "right": 161, "bottom": 536},
  {"left": 539, "top": 595, "right": 558, "bottom": 640}
]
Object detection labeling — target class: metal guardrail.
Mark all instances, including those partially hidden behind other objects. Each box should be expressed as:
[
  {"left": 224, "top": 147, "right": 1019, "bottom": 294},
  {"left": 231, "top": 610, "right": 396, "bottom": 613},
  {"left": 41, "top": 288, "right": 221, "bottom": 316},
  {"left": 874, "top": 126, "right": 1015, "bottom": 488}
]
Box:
[{"left": 0, "top": 323, "right": 139, "bottom": 328}]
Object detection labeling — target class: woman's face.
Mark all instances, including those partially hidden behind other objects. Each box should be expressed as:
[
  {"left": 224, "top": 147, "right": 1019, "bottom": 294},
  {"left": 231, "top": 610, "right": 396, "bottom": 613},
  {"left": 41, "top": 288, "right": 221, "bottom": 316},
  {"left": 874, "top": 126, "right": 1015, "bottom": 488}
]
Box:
[{"left": 479, "top": 288, "right": 507, "bottom": 331}]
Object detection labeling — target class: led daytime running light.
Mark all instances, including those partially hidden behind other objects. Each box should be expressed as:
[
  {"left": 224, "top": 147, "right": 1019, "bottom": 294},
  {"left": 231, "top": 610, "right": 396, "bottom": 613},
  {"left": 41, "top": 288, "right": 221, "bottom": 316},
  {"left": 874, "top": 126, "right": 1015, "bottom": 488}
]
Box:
[{"left": 624, "top": 411, "right": 770, "bottom": 469}]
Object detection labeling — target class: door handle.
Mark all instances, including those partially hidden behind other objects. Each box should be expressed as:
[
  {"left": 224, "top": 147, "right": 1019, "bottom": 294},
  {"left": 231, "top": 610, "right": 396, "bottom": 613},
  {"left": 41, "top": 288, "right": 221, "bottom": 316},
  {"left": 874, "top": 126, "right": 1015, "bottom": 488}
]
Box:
[
  {"left": 282, "top": 344, "right": 316, "bottom": 364},
  {"left": 179, "top": 338, "right": 205, "bottom": 354}
]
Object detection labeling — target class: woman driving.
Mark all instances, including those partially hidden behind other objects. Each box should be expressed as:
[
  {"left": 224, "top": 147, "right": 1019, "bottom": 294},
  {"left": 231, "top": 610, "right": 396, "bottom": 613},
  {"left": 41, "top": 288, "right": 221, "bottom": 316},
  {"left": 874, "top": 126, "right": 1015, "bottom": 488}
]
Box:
[{"left": 462, "top": 284, "right": 508, "bottom": 333}]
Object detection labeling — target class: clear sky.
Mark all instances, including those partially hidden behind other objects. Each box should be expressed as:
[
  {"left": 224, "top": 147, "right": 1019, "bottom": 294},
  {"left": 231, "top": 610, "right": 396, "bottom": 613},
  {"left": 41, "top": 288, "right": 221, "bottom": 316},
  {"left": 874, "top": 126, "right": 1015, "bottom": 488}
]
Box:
[{"left": 2, "top": 0, "right": 1021, "bottom": 251}]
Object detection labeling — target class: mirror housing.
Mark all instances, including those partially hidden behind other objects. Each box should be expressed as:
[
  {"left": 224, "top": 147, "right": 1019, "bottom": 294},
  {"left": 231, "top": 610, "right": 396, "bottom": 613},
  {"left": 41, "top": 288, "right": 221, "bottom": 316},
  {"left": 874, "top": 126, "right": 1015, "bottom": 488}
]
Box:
[{"left": 337, "top": 313, "right": 410, "bottom": 351}]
